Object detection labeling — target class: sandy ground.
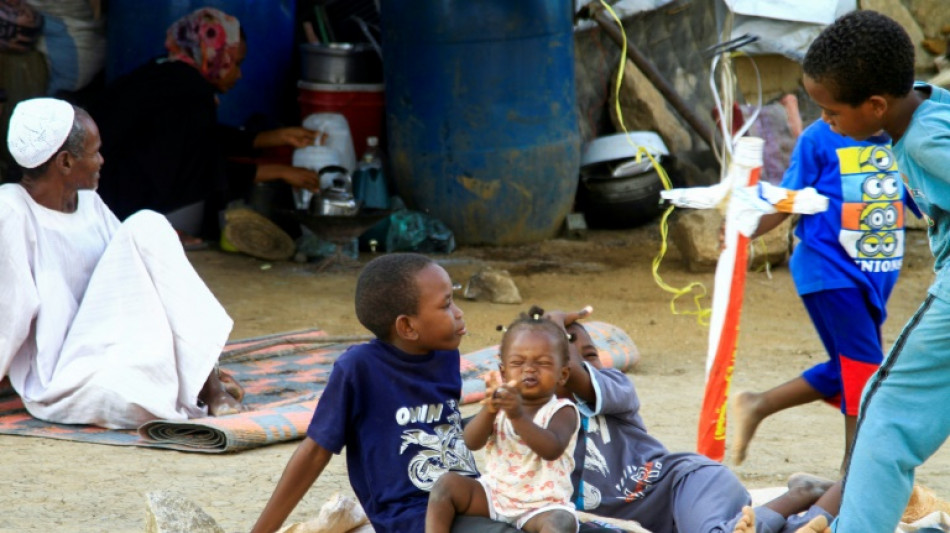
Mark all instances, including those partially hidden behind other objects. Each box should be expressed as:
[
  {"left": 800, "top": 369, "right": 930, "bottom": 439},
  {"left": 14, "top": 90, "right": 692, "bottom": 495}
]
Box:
[{"left": 3, "top": 222, "right": 950, "bottom": 532}]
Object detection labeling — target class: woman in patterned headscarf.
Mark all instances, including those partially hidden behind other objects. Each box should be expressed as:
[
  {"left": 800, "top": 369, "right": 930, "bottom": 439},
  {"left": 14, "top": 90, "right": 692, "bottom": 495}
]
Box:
[
  {"left": 89, "top": 7, "right": 319, "bottom": 253},
  {"left": 165, "top": 7, "right": 244, "bottom": 94}
]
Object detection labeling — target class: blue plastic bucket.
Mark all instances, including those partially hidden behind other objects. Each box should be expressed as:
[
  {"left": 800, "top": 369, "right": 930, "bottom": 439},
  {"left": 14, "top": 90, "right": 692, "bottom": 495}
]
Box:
[
  {"left": 105, "top": 0, "right": 296, "bottom": 127},
  {"left": 380, "top": 0, "right": 581, "bottom": 245}
]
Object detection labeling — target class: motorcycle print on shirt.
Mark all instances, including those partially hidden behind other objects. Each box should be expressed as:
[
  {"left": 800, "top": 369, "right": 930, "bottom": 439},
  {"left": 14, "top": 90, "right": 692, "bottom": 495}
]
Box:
[{"left": 397, "top": 399, "right": 478, "bottom": 490}]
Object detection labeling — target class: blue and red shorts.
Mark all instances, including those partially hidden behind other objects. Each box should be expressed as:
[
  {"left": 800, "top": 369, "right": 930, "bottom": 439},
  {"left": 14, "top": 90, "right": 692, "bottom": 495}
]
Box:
[{"left": 800, "top": 288, "right": 884, "bottom": 416}]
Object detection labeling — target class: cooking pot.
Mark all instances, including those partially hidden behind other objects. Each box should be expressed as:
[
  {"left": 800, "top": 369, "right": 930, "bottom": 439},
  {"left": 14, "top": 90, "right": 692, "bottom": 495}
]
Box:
[{"left": 300, "top": 42, "right": 383, "bottom": 84}]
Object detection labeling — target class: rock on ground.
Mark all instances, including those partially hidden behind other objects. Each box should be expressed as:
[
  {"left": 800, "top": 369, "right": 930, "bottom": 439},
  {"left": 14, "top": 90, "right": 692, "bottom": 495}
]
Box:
[
  {"left": 464, "top": 267, "right": 523, "bottom": 304},
  {"left": 145, "top": 491, "right": 224, "bottom": 533}
]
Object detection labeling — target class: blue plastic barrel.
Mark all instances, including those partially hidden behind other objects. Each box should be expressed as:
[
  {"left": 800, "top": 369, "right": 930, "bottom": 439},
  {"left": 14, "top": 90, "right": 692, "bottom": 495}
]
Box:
[
  {"left": 380, "top": 1, "right": 581, "bottom": 245},
  {"left": 105, "top": 0, "right": 296, "bottom": 127}
]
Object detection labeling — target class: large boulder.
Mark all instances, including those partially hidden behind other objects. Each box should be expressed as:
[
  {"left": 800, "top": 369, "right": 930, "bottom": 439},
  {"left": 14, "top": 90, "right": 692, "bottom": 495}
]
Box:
[
  {"left": 610, "top": 58, "right": 693, "bottom": 154},
  {"left": 860, "top": 0, "right": 932, "bottom": 73},
  {"left": 670, "top": 208, "right": 792, "bottom": 273},
  {"left": 748, "top": 216, "right": 794, "bottom": 272},
  {"left": 904, "top": 0, "right": 950, "bottom": 43}
]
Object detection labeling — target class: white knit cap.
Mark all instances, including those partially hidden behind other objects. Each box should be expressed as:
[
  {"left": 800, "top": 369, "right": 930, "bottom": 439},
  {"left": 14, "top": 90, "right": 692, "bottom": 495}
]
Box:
[{"left": 7, "top": 98, "right": 76, "bottom": 169}]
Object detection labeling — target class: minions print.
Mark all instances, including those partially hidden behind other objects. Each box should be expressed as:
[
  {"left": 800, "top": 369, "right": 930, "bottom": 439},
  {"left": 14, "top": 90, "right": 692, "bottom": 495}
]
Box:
[{"left": 837, "top": 144, "right": 904, "bottom": 273}]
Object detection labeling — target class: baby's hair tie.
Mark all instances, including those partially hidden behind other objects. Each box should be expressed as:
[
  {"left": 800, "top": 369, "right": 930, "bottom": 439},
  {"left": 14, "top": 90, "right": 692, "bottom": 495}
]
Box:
[
  {"left": 496, "top": 325, "right": 508, "bottom": 333},
  {"left": 526, "top": 305, "right": 546, "bottom": 321}
]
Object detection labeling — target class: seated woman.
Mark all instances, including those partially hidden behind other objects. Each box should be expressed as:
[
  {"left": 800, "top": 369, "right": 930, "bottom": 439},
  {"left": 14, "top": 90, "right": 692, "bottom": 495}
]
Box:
[
  {"left": 89, "top": 7, "right": 319, "bottom": 243},
  {"left": 1, "top": 97, "right": 243, "bottom": 429}
]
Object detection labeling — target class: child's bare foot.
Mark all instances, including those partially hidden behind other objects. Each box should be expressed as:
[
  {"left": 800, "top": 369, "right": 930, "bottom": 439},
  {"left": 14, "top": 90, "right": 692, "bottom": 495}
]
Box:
[
  {"left": 765, "top": 472, "right": 833, "bottom": 514},
  {"left": 733, "top": 391, "right": 765, "bottom": 465},
  {"left": 787, "top": 473, "right": 835, "bottom": 500},
  {"left": 733, "top": 506, "right": 755, "bottom": 533},
  {"left": 794, "top": 515, "right": 829, "bottom": 533}
]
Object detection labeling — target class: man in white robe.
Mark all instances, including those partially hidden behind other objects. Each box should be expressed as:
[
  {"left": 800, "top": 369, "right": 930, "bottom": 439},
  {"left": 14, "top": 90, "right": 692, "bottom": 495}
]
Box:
[{"left": 0, "top": 97, "right": 243, "bottom": 429}]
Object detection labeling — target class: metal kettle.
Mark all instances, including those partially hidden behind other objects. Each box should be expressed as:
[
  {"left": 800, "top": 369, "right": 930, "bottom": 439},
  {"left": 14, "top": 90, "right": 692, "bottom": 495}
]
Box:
[{"left": 318, "top": 167, "right": 358, "bottom": 216}]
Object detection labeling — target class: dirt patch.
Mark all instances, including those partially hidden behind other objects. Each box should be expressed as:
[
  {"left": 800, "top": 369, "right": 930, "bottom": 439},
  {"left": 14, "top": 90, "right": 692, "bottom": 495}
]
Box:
[{"left": 4, "top": 223, "right": 950, "bottom": 532}]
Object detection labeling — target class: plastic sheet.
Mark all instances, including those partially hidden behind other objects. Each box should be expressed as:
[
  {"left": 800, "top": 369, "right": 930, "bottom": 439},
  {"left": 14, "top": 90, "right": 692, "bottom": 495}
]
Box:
[
  {"left": 385, "top": 211, "right": 456, "bottom": 254},
  {"left": 716, "top": 0, "right": 857, "bottom": 60}
]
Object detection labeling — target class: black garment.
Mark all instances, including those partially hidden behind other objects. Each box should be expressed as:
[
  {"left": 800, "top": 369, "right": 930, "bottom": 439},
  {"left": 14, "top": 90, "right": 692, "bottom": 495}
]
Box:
[
  {"left": 89, "top": 59, "right": 257, "bottom": 235},
  {"left": 451, "top": 516, "right": 520, "bottom": 532}
]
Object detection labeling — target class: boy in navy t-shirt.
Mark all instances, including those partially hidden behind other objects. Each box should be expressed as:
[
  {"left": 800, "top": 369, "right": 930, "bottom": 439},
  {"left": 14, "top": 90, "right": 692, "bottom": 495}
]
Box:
[{"left": 251, "top": 253, "right": 479, "bottom": 533}]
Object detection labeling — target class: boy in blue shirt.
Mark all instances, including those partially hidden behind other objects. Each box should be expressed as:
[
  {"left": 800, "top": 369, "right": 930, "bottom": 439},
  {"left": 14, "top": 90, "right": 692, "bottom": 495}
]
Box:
[
  {"left": 732, "top": 116, "right": 908, "bottom": 473},
  {"left": 793, "top": 10, "right": 950, "bottom": 533},
  {"left": 252, "top": 253, "right": 480, "bottom": 533}
]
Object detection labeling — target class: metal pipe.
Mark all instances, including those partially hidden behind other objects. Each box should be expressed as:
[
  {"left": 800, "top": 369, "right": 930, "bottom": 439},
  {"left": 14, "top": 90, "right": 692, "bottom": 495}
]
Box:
[{"left": 589, "top": 4, "right": 716, "bottom": 149}]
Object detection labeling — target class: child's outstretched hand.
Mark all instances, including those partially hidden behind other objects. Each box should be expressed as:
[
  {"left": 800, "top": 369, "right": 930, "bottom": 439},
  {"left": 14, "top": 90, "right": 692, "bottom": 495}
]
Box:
[{"left": 545, "top": 305, "right": 593, "bottom": 331}]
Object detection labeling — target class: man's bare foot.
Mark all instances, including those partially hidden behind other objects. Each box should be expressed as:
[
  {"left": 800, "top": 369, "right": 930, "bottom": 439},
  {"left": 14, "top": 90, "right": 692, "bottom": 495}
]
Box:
[
  {"left": 218, "top": 370, "right": 245, "bottom": 402},
  {"left": 733, "top": 391, "right": 765, "bottom": 465},
  {"left": 175, "top": 229, "right": 209, "bottom": 251},
  {"left": 733, "top": 506, "right": 755, "bottom": 533},
  {"left": 206, "top": 390, "right": 245, "bottom": 416},
  {"left": 794, "top": 515, "right": 829, "bottom": 533},
  {"left": 199, "top": 369, "right": 246, "bottom": 417},
  {"left": 787, "top": 473, "right": 835, "bottom": 500}
]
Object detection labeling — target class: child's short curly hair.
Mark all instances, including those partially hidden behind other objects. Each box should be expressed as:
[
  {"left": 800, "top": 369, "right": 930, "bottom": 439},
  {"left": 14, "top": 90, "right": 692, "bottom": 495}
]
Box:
[
  {"left": 499, "top": 306, "right": 570, "bottom": 366},
  {"left": 803, "top": 10, "right": 915, "bottom": 106},
  {"left": 355, "top": 253, "right": 435, "bottom": 340}
]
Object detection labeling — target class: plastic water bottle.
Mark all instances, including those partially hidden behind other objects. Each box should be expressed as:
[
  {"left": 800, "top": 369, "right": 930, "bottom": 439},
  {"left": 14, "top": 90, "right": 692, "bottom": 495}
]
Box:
[{"left": 353, "top": 136, "right": 390, "bottom": 210}]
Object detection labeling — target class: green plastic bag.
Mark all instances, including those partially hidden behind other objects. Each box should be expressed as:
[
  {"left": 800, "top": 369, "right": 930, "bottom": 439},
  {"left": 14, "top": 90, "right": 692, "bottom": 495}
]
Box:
[{"left": 385, "top": 210, "right": 455, "bottom": 253}]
